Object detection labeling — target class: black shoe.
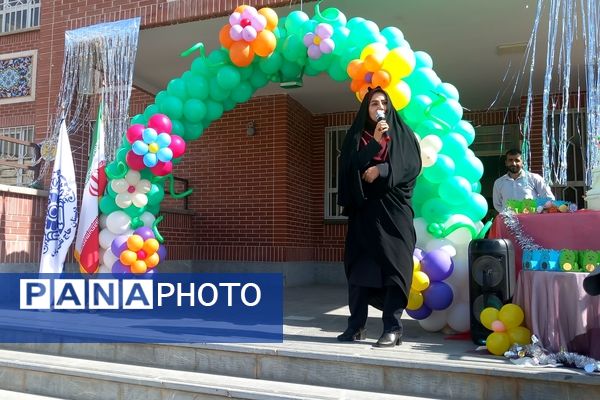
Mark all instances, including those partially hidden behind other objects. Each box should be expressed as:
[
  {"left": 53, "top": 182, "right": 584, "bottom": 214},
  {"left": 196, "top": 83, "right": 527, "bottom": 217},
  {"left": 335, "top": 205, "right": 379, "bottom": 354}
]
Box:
[
  {"left": 373, "top": 331, "right": 402, "bottom": 347},
  {"left": 337, "top": 327, "right": 366, "bottom": 342}
]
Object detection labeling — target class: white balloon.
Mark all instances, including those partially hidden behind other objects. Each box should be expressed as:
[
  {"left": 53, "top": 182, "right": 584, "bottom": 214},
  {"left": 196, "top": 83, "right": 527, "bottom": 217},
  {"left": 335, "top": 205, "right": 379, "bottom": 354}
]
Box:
[
  {"left": 115, "top": 192, "right": 132, "bottom": 209},
  {"left": 421, "top": 147, "right": 438, "bottom": 168},
  {"left": 418, "top": 309, "right": 448, "bottom": 332},
  {"left": 420, "top": 134, "right": 443, "bottom": 152},
  {"left": 103, "top": 247, "right": 118, "bottom": 268},
  {"left": 97, "top": 264, "right": 112, "bottom": 274},
  {"left": 140, "top": 211, "right": 156, "bottom": 227},
  {"left": 447, "top": 301, "right": 470, "bottom": 333},
  {"left": 445, "top": 227, "right": 473, "bottom": 247},
  {"left": 413, "top": 217, "right": 435, "bottom": 249},
  {"left": 125, "top": 170, "right": 141, "bottom": 185},
  {"left": 105, "top": 211, "right": 131, "bottom": 235},
  {"left": 99, "top": 228, "right": 117, "bottom": 250},
  {"left": 132, "top": 193, "right": 148, "bottom": 208},
  {"left": 111, "top": 178, "right": 128, "bottom": 194},
  {"left": 424, "top": 238, "right": 457, "bottom": 257}
]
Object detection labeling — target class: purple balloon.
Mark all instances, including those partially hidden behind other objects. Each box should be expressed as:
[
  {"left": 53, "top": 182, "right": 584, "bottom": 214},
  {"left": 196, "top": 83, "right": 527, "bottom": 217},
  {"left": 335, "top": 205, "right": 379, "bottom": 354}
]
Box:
[
  {"left": 407, "top": 304, "right": 432, "bottom": 320},
  {"left": 420, "top": 249, "right": 454, "bottom": 281},
  {"left": 413, "top": 247, "right": 425, "bottom": 261},
  {"left": 134, "top": 226, "right": 154, "bottom": 241},
  {"left": 110, "top": 235, "right": 129, "bottom": 257},
  {"left": 157, "top": 244, "right": 167, "bottom": 262},
  {"left": 422, "top": 281, "right": 454, "bottom": 311},
  {"left": 111, "top": 260, "right": 131, "bottom": 275}
]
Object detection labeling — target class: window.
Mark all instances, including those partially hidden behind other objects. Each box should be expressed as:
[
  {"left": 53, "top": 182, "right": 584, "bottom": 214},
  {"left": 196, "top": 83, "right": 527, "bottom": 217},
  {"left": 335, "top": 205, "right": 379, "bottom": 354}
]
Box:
[
  {"left": 324, "top": 125, "right": 349, "bottom": 220},
  {"left": 0, "top": 0, "right": 40, "bottom": 34},
  {"left": 0, "top": 125, "right": 36, "bottom": 186}
]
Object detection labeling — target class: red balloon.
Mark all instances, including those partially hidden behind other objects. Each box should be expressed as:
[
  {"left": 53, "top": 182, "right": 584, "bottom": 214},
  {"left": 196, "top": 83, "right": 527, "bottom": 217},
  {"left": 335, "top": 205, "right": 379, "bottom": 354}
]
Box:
[
  {"left": 126, "top": 151, "right": 146, "bottom": 170},
  {"left": 169, "top": 135, "right": 186, "bottom": 158},
  {"left": 147, "top": 114, "right": 172, "bottom": 134},
  {"left": 126, "top": 124, "right": 145, "bottom": 144},
  {"left": 151, "top": 161, "right": 173, "bottom": 176}
]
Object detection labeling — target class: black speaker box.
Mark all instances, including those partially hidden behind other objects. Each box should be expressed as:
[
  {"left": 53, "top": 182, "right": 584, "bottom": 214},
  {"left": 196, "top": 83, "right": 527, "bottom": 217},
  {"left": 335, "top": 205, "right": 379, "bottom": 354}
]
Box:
[{"left": 468, "top": 238, "right": 515, "bottom": 345}]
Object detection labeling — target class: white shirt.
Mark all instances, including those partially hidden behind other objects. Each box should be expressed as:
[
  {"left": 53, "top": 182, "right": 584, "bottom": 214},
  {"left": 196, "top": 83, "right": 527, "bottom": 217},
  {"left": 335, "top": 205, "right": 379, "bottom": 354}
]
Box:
[{"left": 492, "top": 170, "right": 555, "bottom": 212}]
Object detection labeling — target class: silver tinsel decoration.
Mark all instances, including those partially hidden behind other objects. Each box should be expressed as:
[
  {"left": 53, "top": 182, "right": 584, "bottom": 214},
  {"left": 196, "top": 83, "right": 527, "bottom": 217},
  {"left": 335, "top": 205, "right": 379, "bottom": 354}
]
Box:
[
  {"left": 505, "top": 335, "right": 600, "bottom": 373},
  {"left": 500, "top": 210, "right": 542, "bottom": 250},
  {"left": 35, "top": 18, "right": 140, "bottom": 185}
]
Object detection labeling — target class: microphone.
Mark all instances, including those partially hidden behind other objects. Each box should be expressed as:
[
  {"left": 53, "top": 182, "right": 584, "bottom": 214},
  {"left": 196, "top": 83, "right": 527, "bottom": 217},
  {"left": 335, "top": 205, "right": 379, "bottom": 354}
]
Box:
[{"left": 375, "top": 110, "right": 391, "bottom": 142}]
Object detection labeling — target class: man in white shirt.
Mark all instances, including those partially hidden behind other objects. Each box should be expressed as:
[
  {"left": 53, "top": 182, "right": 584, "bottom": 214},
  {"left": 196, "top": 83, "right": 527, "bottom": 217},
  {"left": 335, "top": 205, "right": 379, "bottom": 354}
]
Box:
[{"left": 492, "top": 148, "right": 555, "bottom": 212}]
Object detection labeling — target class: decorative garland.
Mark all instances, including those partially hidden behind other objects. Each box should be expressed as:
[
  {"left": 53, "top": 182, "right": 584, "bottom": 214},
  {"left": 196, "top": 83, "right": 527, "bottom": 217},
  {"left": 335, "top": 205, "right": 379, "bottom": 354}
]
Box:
[{"left": 500, "top": 210, "right": 542, "bottom": 251}]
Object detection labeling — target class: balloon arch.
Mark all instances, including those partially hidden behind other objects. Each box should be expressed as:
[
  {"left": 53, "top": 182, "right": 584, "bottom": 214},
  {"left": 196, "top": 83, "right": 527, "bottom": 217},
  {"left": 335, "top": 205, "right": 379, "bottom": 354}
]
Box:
[{"left": 97, "top": 2, "right": 489, "bottom": 333}]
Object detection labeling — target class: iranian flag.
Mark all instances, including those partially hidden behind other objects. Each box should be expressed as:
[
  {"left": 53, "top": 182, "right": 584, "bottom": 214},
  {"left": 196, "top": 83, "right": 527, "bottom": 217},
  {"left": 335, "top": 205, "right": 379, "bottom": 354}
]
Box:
[{"left": 74, "top": 101, "right": 107, "bottom": 274}]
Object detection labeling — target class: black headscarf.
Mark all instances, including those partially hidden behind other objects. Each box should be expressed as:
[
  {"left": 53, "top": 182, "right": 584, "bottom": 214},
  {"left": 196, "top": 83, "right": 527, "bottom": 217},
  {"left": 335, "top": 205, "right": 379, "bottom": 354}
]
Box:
[{"left": 338, "top": 87, "right": 422, "bottom": 212}]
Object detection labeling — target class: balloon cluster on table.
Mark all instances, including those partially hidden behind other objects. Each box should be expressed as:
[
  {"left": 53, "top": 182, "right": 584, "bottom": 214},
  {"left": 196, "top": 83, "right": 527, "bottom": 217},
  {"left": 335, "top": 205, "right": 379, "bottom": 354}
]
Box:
[
  {"left": 480, "top": 304, "right": 531, "bottom": 356},
  {"left": 94, "top": 2, "right": 488, "bottom": 275}
]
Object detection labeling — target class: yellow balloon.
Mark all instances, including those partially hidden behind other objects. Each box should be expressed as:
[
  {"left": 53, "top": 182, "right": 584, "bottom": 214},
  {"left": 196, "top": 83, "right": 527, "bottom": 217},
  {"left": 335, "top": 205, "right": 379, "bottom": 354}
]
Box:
[
  {"left": 145, "top": 252, "right": 160, "bottom": 268},
  {"left": 486, "top": 332, "right": 511, "bottom": 356},
  {"left": 130, "top": 260, "right": 147, "bottom": 274},
  {"left": 142, "top": 238, "right": 160, "bottom": 255},
  {"left": 413, "top": 256, "right": 421, "bottom": 271},
  {"left": 382, "top": 46, "right": 416, "bottom": 80},
  {"left": 407, "top": 290, "right": 424, "bottom": 310},
  {"left": 498, "top": 304, "right": 524, "bottom": 329},
  {"left": 120, "top": 250, "right": 137, "bottom": 266},
  {"left": 479, "top": 307, "right": 499, "bottom": 330},
  {"left": 411, "top": 270, "right": 430, "bottom": 291},
  {"left": 507, "top": 326, "right": 531, "bottom": 345},
  {"left": 360, "top": 42, "right": 388, "bottom": 60},
  {"left": 127, "top": 234, "right": 144, "bottom": 252},
  {"left": 388, "top": 80, "right": 411, "bottom": 111}
]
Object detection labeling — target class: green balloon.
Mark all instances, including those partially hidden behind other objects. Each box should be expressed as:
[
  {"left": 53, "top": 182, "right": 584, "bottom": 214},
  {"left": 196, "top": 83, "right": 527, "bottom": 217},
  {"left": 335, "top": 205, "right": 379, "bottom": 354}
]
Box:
[
  {"left": 428, "top": 98, "right": 463, "bottom": 128},
  {"left": 155, "top": 90, "right": 168, "bottom": 105},
  {"left": 285, "top": 11, "right": 309, "bottom": 35},
  {"left": 205, "top": 100, "right": 224, "bottom": 121},
  {"left": 170, "top": 119, "right": 185, "bottom": 136},
  {"left": 280, "top": 60, "right": 303, "bottom": 82},
  {"left": 182, "top": 121, "right": 205, "bottom": 141},
  {"left": 381, "top": 27, "right": 405, "bottom": 49},
  {"left": 167, "top": 78, "right": 188, "bottom": 100},
  {"left": 147, "top": 183, "right": 165, "bottom": 205},
  {"left": 206, "top": 49, "right": 230, "bottom": 74},
  {"left": 438, "top": 176, "right": 472, "bottom": 205},
  {"left": 231, "top": 82, "right": 253, "bottom": 104},
  {"left": 452, "top": 120, "right": 476, "bottom": 145},
  {"left": 455, "top": 155, "right": 484, "bottom": 183},
  {"left": 223, "top": 98, "right": 236, "bottom": 112},
  {"left": 131, "top": 114, "right": 147, "bottom": 126},
  {"left": 414, "top": 51, "right": 433, "bottom": 69},
  {"left": 439, "top": 132, "right": 468, "bottom": 159},
  {"left": 461, "top": 193, "right": 488, "bottom": 222},
  {"left": 331, "top": 26, "right": 350, "bottom": 56},
  {"left": 413, "top": 175, "right": 440, "bottom": 206},
  {"left": 209, "top": 79, "right": 230, "bottom": 102},
  {"left": 405, "top": 67, "right": 441, "bottom": 96},
  {"left": 471, "top": 181, "right": 482, "bottom": 193},
  {"left": 145, "top": 202, "right": 160, "bottom": 215},
  {"left": 327, "top": 58, "right": 348, "bottom": 82},
  {"left": 191, "top": 57, "right": 210, "bottom": 76},
  {"left": 185, "top": 74, "right": 209, "bottom": 99},
  {"left": 99, "top": 195, "right": 119, "bottom": 214},
  {"left": 158, "top": 95, "right": 183, "bottom": 120},
  {"left": 310, "top": 53, "right": 333, "bottom": 73},
  {"left": 239, "top": 64, "right": 254, "bottom": 81},
  {"left": 414, "top": 119, "right": 446, "bottom": 137},
  {"left": 217, "top": 66, "right": 241, "bottom": 91},
  {"left": 143, "top": 104, "right": 160, "bottom": 119},
  {"left": 124, "top": 205, "right": 144, "bottom": 218},
  {"left": 282, "top": 34, "right": 307, "bottom": 62},
  {"left": 421, "top": 197, "right": 453, "bottom": 224},
  {"left": 249, "top": 68, "right": 269, "bottom": 89},
  {"left": 183, "top": 99, "right": 207, "bottom": 123},
  {"left": 259, "top": 52, "right": 283, "bottom": 75},
  {"left": 423, "top": 154, "right": 455, "bottom": 183},
  {"left": 315, "top": 7, "right": 347, "bottom": 28},
  {"left": 401, "top": 94, "right": 432, "bottom": 126}
]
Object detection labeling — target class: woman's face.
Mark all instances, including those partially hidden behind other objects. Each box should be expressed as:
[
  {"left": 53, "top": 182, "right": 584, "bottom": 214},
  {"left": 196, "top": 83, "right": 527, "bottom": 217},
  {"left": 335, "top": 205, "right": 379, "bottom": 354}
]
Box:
[{"left": 368, "top": 92, "right": 388, "bottom": 122}]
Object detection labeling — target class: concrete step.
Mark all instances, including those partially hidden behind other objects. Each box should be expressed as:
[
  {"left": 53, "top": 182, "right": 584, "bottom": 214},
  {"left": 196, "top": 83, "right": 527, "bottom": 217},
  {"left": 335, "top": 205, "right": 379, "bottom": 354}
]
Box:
[
  {"left": 0, "top": 348, "right": 429, "bottom": 400},
  {"left": 2, "top": 341, "right": 598, "bottom": 400},
  {"left": 0, "top": 389, "right": 69, "bottom": 400}
]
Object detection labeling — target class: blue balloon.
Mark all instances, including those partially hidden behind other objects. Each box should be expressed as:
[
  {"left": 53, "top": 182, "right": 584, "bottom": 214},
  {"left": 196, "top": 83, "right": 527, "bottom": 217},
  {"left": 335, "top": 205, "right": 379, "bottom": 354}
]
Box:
[
  {"left": 157, "top": 147, "right": 173, "bottom": 163},
  {"left": 155, "top": 132, "right": 172, "bottom": 147},
  {"left": 407, "top": 304, "right": 432, "bottom": 320},
  {"left": 143, "top": 152, "right": 158, "bottom": 167},
  {"left": 132, "top": 140, "right": 148, "bottom": 156},
  {"left": 423, "top": 281, "right": 454, "bottom": 311},
  {"left": 142, "top": 128, "right": 158, "bottom": 143}
]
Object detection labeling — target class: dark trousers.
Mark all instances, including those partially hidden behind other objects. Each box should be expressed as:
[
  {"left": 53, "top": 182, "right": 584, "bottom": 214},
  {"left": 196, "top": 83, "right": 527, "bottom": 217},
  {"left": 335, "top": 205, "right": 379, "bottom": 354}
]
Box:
[{"left": 347, "top": 284, "right": 406, "bottom": 333}]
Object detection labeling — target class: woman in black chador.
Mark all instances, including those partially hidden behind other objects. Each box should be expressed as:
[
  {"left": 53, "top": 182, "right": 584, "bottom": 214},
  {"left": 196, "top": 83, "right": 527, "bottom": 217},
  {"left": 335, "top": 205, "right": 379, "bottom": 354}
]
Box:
[{"left": 337, "top": 87, "right": 421, "bottom": 347}]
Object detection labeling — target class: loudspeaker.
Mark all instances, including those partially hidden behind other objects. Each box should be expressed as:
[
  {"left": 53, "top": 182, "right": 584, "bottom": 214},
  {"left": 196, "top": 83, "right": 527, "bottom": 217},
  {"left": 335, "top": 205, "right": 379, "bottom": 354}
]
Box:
[{"left": 468, "top": 238, "right": 515, "bottom": 345}]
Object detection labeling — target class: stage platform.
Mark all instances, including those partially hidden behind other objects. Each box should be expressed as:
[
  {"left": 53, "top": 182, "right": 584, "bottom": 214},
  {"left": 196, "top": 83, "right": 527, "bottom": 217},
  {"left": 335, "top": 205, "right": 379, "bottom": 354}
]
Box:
[{"left": 0, "top": 285, "right": 598, "bottom": 399}]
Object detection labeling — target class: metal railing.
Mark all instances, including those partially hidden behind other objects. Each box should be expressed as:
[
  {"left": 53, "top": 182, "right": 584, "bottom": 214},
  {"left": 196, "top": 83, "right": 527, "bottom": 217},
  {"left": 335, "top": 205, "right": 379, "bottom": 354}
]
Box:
[{"left": 0, "top": 0, "right": 40, "bottom": 34}]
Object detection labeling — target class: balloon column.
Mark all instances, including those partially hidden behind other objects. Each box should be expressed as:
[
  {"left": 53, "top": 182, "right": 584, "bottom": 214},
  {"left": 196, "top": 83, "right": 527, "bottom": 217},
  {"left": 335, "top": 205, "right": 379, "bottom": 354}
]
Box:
[
  {"left": 480, "top": 304, "right": 531, "bottom": 356},
  {"left": 95, "top": 2, "right": 488, "bottom": 275}
]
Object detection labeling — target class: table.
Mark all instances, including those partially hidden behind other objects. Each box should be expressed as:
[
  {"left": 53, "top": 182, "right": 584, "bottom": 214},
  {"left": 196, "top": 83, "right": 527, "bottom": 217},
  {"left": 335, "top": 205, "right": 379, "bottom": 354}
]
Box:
[
  {"left": 514, "top": 270, "right": 600, "bottom": 358},
  {"left": 488, "top": 210, "right": 600, "bottom": 277}
]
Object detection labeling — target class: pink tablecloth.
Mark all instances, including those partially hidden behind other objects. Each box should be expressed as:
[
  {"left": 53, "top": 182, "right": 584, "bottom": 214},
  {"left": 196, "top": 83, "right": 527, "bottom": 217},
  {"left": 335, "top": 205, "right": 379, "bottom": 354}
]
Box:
[
  {"left": 488, "top": 210, "right": 600, "bottom": 277},
  {"left": 514, "top": 270, "right": 600, "bottom": 358}
]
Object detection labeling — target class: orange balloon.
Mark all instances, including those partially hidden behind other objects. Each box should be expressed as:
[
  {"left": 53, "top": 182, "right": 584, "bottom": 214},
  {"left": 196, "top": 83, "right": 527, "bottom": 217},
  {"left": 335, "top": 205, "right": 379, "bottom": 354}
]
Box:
[
  {"left": 142, "top": 238, "right": 160, "bottom": 255},
  {"left": 219, "top": 24, "right": 233, "bottom": 49},
  {"left": 372, "top": 70, "right": 391, "bottom": 88},
  {"left": 363, "top": 53, "right": 385, "bottom": 72},
  {"left": 358, "top": 83, "right": 370, "bottom": 101},
  {"left": 347, "top": 59, "right": 365, "bottom": 80},
  {"left": 252, "top": 30, "right": 276, "bottom": 57},
  {"left": 350, "top": 79, "right": 364, "bottom": 92},
  {"left": 258, "top": 7, "right": 278, "bottom": 30},
  {"left": 120, "top": 250, "right": 137, "bottom": 266},
  {"left": 127, "top": 234, "right": 144, "bottom": 252},
  {"left": 229, "top": 41, "right": 254, "bottom": 67},
  {"left": 130, "top": 260, "right": 147, "bottom": 274},
  {"left": 234, "top": 5, "right": 248, "bottom": 13},
  {"left": 145, "top": 253, "right": 160, "bottom": 268}
]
